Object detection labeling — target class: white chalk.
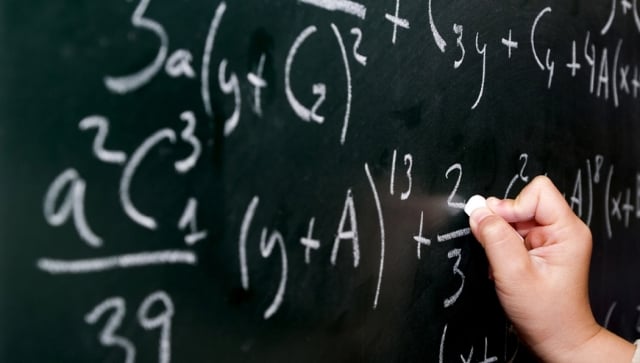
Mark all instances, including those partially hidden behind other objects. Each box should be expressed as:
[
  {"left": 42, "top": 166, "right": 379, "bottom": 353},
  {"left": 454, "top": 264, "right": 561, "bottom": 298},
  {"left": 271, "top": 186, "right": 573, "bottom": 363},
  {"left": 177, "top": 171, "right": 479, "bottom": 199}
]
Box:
[{"left": 464, "top": 195, "right": 487, "bottom": 216}]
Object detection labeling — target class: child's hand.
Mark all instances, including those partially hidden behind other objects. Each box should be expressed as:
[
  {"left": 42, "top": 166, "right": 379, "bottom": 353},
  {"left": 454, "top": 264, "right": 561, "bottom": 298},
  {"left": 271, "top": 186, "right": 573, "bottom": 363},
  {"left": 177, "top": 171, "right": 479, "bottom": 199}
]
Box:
[{"left": 469, "top": 176, "right": 634, "bottom": 362}]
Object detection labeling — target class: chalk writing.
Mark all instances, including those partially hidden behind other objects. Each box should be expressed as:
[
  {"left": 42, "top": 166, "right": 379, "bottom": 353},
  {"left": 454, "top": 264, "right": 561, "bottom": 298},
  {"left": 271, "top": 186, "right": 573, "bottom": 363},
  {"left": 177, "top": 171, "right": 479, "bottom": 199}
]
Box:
[
  {"left": 471, "top": 33, "right": 487, "bottom": 109},
  {"left": 201, "top": 2, "right": 227, "bottom": 117},
  {"left": 219, "top": 59, "right": 242, "bottom": 135},
  {"left": 385, "top": 0, "right": 410, "bottom": 44},
  {"left": 331, "top": 23, "right": 353, "bottom": 144},
  {"left": 365, "top": 163, "right": 386, "bottom": 309},
  {"left": 85, "top": 297, "right": 135, "bottom": 363},
  {"left": 174, "top": 111, "right": 201, "bottom": 173},
  {"left": 85, "top": 291, "right": 174, "bottom": 363},
  {"left": 453, "top": 24, "right": 465, "bottom": 68},
  {"left": 349, "top": 28, "right": 368, "bottom": 66},
  {"left": 299, "top": 0, "right": 367, "bottom": 19},
  {"left": 164, "top": 49, "right": 196, "bottom": 79},
  {"left": 27, "top": 1, "right": 640, "bottom": 361},
  {"left": 285, "top": 26, "right": 325, "bottom": 123},
  {"left": 501, "top": 29, "right": 518, "bottom": 59},
  {"left": 78, "top": 116, "right": 127, "bottom": 165},
  {"left": 444, "top": 248, "right": 464, "bottom": 308},
  {"left": 104, "top": 0, "right": 168, "bottom": 94},
  {"left": 248, "top": 53, "right": 268, "bottom": 117},
  {"left": 413, "top": 211, "right": 431, "bottom": 259},
  {"left": 120, "top": 129, "right": 177, "bottom": 230},
  {"left": 37, "top": 250, "right": 197, "bottom": 274},
  {"left": 428, "top": 0, "right": 446, "bottom": 52},
  {"left": 331, "top": 188, "right": 360, "bottom": 267},
  {"left": 445, "top": 163, "right": 465, "bottom": 209},
  {"left": 300, "top": 217, "right": 320, "bottom": 264},
  {"left": 43, "top": 169, "right": 102, "bottom": 247},
  {"left": 177, "top": 198, "right": 208, "bottom": 245}
]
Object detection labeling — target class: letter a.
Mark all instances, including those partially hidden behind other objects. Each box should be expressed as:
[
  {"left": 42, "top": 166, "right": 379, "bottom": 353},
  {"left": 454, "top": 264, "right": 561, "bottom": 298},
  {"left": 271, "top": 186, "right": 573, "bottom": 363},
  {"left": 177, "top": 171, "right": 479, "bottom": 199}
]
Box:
[{"left": 331, "top": 188, "right": 360, "bottom": 267}]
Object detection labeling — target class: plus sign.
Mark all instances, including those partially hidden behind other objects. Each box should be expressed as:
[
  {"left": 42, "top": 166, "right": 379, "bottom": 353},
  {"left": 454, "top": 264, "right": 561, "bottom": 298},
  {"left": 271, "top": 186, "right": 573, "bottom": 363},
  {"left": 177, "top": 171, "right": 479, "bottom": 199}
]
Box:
[
  {"left": 385, "top": 0, "right": 410, "bottom": 44},
  {"left": 566, "top": 40, "right": 581, "bottom": 77},
  {"left": 247, "top": 53, "right": 267, "bottom": 117},
  {"left": 413, "top": 211, "right": 431, "bottom": 259},
  {"left": 500, "top": 29, "right": 518, "bottom": 59},
  {"left": 300, "top": 217, "right": 320, "bottom": 264},
  {"left": 478, "top": 337, "right": 499, "bottom": 363}
]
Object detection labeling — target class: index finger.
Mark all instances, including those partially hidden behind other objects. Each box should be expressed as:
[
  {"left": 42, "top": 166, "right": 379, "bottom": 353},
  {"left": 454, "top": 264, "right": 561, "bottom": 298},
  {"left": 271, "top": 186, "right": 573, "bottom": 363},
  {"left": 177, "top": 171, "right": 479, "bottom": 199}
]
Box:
[{"left": 488, "top": 176, "right": 574, "bottom": 226}]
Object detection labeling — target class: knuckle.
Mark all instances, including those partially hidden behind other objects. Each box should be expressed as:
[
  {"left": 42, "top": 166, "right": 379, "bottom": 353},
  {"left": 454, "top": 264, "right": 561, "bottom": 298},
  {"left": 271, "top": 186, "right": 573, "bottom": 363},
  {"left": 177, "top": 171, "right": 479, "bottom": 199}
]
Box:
[
  {"left": 531, "top": 175, "right": 553, "bottom": 189},
  {"left": 477, "top": 214, "right": 509, "bottom": 240},
  {"left": 578, "top": 221, "right": 592, "bottom": 238},
  {"left": 575, "top": 221, "right": 593, "bottom": 246}
]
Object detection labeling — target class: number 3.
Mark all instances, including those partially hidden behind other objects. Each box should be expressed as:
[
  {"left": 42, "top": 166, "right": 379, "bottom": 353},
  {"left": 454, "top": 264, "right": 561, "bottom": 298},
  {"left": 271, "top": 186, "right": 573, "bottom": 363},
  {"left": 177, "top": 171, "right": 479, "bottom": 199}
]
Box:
[
  {"left": 444, "top": 248, "right": 465, "bottom": 308},
  {"left": 85, "top": 297, "right": 136, "bottom": 363},
  {"left": 104, "top": 0, "right": 169, "bottom": 94},
  {"left": 174, "top": 111, "right": 201, "bottom": 173}
]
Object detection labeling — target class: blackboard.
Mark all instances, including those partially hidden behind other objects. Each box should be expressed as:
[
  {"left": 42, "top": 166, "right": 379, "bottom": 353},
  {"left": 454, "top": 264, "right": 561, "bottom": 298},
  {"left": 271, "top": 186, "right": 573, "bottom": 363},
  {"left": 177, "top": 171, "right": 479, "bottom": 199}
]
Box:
[{"left": 2, "top": 0, "right": 640, "bottom": 361}]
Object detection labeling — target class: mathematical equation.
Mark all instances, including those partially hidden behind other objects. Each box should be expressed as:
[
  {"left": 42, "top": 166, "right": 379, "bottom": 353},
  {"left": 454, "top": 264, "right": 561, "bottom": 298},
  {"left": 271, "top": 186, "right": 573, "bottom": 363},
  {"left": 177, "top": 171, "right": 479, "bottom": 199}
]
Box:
[{"left": 32, "top": 0, "right": 640, "bottom": 362}]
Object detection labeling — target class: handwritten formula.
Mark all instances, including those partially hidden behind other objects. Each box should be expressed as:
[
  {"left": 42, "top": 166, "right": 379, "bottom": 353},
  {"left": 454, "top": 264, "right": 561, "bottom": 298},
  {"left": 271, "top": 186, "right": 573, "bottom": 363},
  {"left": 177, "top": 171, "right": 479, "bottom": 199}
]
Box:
[{"left": 4, "top": 0, "right": 640, "bottom": 362}]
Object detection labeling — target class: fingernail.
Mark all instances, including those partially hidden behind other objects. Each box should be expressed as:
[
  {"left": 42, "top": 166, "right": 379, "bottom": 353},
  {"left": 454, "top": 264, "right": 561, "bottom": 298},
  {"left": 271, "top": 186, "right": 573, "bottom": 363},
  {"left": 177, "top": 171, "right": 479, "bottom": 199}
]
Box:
[
  {"left": 469, "top": 207, "right": 492, "bottom": 227},
  {"left": 486, "top": 197, "right": 501, "bottom": 210}
]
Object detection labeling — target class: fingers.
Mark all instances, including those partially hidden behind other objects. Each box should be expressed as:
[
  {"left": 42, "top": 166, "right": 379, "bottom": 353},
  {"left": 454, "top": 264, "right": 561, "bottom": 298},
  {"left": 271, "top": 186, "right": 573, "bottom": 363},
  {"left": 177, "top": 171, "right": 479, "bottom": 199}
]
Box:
[
  {"left": 487, "top": 176, "right": 574, "bottom": 226},
  {"left": 469, "top": 207, "right": 531, "bottom": 278},
  {"left": 475, "top": 175, "right": 592, "bottom": 253}
]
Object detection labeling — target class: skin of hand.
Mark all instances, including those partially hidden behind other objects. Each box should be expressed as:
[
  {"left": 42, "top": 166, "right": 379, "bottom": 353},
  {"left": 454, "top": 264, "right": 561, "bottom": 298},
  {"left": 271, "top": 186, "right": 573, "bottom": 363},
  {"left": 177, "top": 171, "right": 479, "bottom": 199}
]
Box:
[{"left": 469, "top": 176, "right": 634, "bottom": 363}]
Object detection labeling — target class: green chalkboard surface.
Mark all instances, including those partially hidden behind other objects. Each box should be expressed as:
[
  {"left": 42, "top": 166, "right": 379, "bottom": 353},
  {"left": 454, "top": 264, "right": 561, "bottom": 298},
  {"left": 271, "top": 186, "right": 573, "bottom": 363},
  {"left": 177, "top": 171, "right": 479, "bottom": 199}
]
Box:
[{"left": 2, "top": 0, "right": 640, "bottom": 361}]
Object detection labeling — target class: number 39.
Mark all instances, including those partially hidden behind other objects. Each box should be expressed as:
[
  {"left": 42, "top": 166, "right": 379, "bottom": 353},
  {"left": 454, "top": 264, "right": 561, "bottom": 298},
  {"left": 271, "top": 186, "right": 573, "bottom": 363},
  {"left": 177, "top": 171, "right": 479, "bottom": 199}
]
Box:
[{"left": 84, "top": 291, "right": 174, "bottom": 363}]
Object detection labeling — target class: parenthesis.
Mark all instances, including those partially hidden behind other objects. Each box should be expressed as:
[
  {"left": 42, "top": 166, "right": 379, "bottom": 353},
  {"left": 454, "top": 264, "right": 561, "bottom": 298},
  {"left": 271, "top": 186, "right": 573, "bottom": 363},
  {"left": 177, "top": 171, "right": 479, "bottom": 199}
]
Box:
[
  {"left": 635, "top": 0, "right": 640, "bottom": 33},
  {"left": 201, "top": 2, "right": 227, "bottom": 117},
  {"left": 612, "top": 39, "right": 623, "bottom": 108},
  {"left": 120, "top": 129, "right": 177, "bottom": 230},
  {"left": 531, "top": 7, "right": 552, "bottom": 71},
  {"left": 586, "top": 159, "right": 593, "bottom": 226},
  {"left": 331, "top": 23, "right": 352, "bottom": 145},
  {"left": 604, "top": 301, "right": 618, "bottom": 328},
  {"left": 365, "top": 163, "right": 386, "bottom": 310},
  {"left": 239, "top": 196, "right": 259, "bottom": 290},
  {"left": 605, "top": 165, "right": 614, "bottom": 239}
]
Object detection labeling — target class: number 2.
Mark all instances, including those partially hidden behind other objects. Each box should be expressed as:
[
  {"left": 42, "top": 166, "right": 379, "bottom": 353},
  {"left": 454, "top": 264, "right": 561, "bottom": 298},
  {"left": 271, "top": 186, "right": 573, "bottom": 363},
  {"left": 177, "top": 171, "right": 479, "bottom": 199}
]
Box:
[
  {"left": 504, "top": 153, "right": 530, "bottom": 198},
  {"left": 349, "top": 28, "right": 367, "bottom": 66},
  {"left": 78, "top": 115, "right": 127, "bottom": 164},
  {"left": 445, "top": 163, "right": 465, "bottom": 209}
]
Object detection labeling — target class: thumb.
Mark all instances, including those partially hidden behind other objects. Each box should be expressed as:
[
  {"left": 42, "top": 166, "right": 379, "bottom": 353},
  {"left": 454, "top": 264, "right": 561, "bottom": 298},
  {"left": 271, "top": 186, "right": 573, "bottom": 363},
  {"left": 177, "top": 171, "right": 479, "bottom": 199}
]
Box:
[{"left": 469, "top": 207, "right": 531, "bottom": 278}]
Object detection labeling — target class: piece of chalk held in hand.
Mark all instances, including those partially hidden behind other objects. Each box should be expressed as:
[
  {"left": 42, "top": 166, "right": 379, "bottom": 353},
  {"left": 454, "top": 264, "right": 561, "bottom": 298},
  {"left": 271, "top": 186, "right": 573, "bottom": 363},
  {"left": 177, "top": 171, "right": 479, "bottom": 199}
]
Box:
[{"left": 464, "top": 195, "right": 487, "bottom": 216}]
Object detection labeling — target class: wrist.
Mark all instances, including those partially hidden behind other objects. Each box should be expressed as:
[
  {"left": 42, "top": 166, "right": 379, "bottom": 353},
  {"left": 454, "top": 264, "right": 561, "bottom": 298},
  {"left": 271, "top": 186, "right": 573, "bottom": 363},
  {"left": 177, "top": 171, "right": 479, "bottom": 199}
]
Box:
[{"left": 544, "top": 326, "right": 635, "bottom": 363}]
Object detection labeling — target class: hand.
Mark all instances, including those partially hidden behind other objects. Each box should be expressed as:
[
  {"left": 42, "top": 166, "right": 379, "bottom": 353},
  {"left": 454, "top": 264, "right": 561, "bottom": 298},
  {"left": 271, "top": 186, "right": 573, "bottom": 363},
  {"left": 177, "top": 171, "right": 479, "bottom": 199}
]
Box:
[{"left": 469, "top": 176, "right": 634, "bottom": 363}]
